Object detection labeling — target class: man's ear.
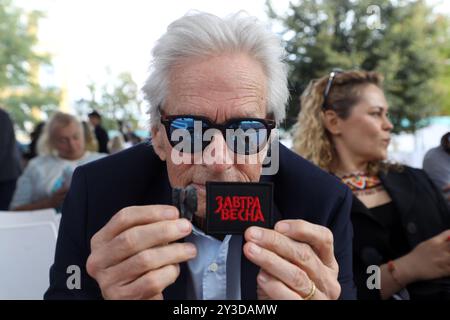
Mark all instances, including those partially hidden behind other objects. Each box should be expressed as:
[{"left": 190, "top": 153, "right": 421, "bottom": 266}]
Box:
[
  {"left": 322, "top": 110, "right": 342, "bottom": 136},
  {"left": 151, "top": 124, "right": 167, "bottom": 161}
]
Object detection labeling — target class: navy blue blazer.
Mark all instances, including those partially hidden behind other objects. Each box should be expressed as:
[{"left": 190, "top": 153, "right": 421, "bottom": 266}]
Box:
[{"left": 44, "top": 142, "right": 356, "bottom": 300}]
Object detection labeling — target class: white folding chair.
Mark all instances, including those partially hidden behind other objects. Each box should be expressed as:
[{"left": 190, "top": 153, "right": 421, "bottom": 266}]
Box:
[
  {"left": 0, "top": 209, "right": 59, "bottom": 299},
  {"left": 0, "top": 209, "right": 60, "bottom": 226}
]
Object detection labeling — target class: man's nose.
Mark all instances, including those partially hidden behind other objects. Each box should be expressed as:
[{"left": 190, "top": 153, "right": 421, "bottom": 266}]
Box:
[{"left": 202, "top": 131, "right": 234, "bottom": 173}]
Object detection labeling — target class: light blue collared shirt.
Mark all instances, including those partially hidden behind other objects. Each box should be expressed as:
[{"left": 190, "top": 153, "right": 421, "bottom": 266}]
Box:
[{"left": 185, "top": 225, "right": 242, "bottom": 300}]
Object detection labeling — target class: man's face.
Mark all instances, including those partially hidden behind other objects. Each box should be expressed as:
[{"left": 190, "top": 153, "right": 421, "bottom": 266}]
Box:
[
  {"left": 152, "top": 53, "right": 268, "bottom": 217},
  {"left": 89, "top": 116, "right": 100, "bottom": 126}
]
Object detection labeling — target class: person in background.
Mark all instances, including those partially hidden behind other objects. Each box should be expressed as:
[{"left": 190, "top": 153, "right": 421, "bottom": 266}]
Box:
[
  {"left": 423, "top": 132, "right": 450, "bottom": 208},
  {"left": 117, "top": 120, "right": 131, "bottom": 143},
  {"left": 293, "top": 70, "right": 450, "bottom": 300},
  {"left": 0, "top": 108, "right": 22, "bottom": 210},
  {"left": 10, "top": 112, "right": 105, "bottom": 211},
  {"left": 82, "top": 121, "right": 99, "bottom": 153},
  {"left": 108, "top": 134, "right": 125, "bottom": 154},
  {"left": 129, "top": 132, "right": 142, "bottom": 145},
  {"left": 88, "top": 110, "right": 109, "bottom": 154},
  {"left": 23, "top": 121, "right": 46, "bottom": 163}
]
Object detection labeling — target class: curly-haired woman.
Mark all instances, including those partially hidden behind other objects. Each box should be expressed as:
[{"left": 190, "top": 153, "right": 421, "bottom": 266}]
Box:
[{"left": 293, "top": 70, "right": 450, "bottom": 299}]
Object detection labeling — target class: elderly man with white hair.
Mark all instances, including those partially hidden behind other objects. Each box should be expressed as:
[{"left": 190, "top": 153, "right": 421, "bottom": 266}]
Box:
[{"left": 45, "top": 12, "right": 356, "bottom": 300}]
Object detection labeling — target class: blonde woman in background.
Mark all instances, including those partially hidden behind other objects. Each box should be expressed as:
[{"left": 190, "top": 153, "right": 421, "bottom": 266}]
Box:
[
  {"left": 10, "top": 112, "right": 105, "bottom": 211},
  {"left": 108, "top": 134, "right": 125, "bottom": 154},
  {"left": 293, "top": 70, "right": 450, "bottom": 299},
  {"left": 82, "top": 121, "right": 99, "bottom": 152}
]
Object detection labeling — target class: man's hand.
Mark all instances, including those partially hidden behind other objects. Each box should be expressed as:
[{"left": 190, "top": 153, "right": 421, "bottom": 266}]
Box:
[
  {"left": 86, "top": 205, "right": 196, "bottom": 300},
  {"left": 243, "top": 219, "right": 341, "bottom": 300}
]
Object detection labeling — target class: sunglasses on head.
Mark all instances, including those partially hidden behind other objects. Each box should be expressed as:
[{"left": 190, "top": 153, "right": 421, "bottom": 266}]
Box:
[
  {"left": 160, "top": 114, "right": 276, "bottom": 155},
  {"left": 322, "top": 69, "right": 343, "bottom": 110}
]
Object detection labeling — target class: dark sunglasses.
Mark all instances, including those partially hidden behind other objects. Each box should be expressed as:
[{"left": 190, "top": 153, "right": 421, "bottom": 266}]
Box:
[
  {"left": 160, "top": 114, "right": 276, "bottom": 155},
  {"left": 322, "top": 69, "right": 343, "bottom": 110}
]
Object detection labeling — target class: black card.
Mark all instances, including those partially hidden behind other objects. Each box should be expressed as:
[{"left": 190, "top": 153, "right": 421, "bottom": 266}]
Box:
[{"left": 206, "top": 181, "right": 273, "bottom": 235}]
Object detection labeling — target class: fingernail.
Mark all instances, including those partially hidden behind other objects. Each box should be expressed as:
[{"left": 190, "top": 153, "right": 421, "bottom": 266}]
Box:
[
  {"left": 250, "top": 228, "right": 262, "bottom": 241},
  {"left": 258, "top": 272, "right": 268, "bottom": 283},
  {"left": 275, "top": 222, "right": 290, "bottom": 234},
  {"left": 177, "top": 219, "right": 191, "bottom": 233},
  {"left": 446, "top": 235, "right": 450, "bottom": 242},
  {"left": 185, "top": 244, "right": 197, "bottom": 256},
  {"left": 163, "top": 208, "right": 178, "bottom": 219},
  {"left": 249, "top": 243, "right": 262, "bottom": 255}
]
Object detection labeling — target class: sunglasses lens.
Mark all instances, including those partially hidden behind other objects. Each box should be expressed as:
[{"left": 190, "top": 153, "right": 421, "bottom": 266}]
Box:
[
  {"left": 168, "top": 117, "right": 206, "bottom": 153},
  {"left": 166, "top": 117, "right": 271, "bottom": 155},
  {"left": 227, "top": 120, "right": 269, "bottom": 155}
]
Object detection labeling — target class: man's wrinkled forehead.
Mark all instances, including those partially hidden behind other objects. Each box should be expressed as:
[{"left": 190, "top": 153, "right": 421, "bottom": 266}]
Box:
[{"left": 164, "top": 54, "right": 268, "bottom": 120}]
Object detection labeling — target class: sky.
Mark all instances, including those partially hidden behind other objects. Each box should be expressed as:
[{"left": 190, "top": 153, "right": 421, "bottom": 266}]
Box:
[
  {"left": 14, "top": 0, "right": 291, "bottom": 110},
  {"left": 13, "top": 0, "right": 450, "bottom": 115}
]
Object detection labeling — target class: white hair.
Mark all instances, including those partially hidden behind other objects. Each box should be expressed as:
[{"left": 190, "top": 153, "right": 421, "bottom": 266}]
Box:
[{"left": 143, "top": 11, "right": 289, "bottom": 128}]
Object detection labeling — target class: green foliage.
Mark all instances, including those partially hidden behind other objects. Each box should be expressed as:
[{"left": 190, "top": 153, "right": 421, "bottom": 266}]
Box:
[
  {"left": 0, "top": 0, "right": 60, "bottom": 130},
  {"left": 267, "top": 0, "right": 450, "bottom": 133},
  {"left": 75, "top": 70, "right": 143, "bottom": 131},
  {"left": 2, "top": 85, "right": 60, "bottom": 127},
  {"left": 433, "top": 15, "right": 450, "bottom": 116}
]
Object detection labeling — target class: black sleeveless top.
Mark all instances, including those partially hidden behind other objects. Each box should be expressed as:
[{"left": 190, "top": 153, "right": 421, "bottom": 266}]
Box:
[{"left": 369, "top": 201, "right": 409, "bottom": 260}]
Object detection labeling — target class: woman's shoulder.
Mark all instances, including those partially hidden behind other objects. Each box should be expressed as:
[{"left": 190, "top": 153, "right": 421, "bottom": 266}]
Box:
[
  {"left": 78, "top": 151, "right": 107, "bottom": 165},
  {"left": 383, "top": 164, "right": 432, "bottom": 185},
  {"left": 27, "top": 154, "right": 60, "bottom": 168},
  {"left": 21, "top": 155, "right": 63, "bottom": 178},
  {"left": 384, "top": 163, "right": 423, "bottom": 175}
]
